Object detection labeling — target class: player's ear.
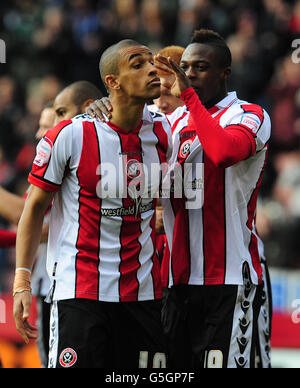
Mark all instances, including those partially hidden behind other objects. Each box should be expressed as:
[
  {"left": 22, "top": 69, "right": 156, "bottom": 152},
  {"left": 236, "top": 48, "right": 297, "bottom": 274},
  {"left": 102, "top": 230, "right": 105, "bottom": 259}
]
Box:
[
  {"left": 105, "top": 75, "right": 120, "bottom": 91},
  {"left": 222, "top": 67, "right": 231, "bottom": 80}
]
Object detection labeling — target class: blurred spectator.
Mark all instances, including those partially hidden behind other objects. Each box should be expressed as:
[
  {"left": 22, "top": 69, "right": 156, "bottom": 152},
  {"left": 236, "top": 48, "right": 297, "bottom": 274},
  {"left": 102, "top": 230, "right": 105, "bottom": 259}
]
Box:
[
  {"left": 263, "top": 0, "right": 292, "bottom": 28},
  {"left": 0, "top": 76, "right": 17, "bottom": 114},
  {"left": 16, "top": 75, "right": 62, "bottom": 143},
  {"left": 258, "top": 152, "right": 300, "bottom": 268},
  {"left": 0, "top": 76, "right": 23, "bottom": 176},
  {"left": 226, "top": 9, "right": 267, "bottom": 102},
  {"left": 69, "top": 0, "right": 102, "bottom": 52},
  {"left": 289, "top": 0, "right": 300, "bottom": 35},
  {"left": 33, "top": 5, "right": 76, "bottom": 79},
  {"left": 267, "top": 54, "right": 300, "bottom": 152},
  {"left": 112, "top": 0, "right": 139, "bottom": 40},
  {"left": 139, "top": 0, "right": 164, "bottom": 49},
  {"left": 2, "top": 0, "right": 42, "bottom": 45},
  {"left": 175, "top": 0, "right": 211, "bottom": 46}
]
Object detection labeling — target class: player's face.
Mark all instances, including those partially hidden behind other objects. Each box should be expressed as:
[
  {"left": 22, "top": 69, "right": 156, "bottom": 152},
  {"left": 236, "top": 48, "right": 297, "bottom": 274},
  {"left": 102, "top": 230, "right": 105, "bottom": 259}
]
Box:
[
  {"left": 180, "top": 43, "right": 229, "bottom": 106},
  {"left": 153, "top": 71, "right": 184, "bottom": 114},
  {"left": 53, "top": 88, "right": 81, "bottom": 126},
  {"left": 117, "top": 46, "right": 161, "bottom": 101},
  {"left": 35, "top": 107, "right": 55, "bottom": 140}
]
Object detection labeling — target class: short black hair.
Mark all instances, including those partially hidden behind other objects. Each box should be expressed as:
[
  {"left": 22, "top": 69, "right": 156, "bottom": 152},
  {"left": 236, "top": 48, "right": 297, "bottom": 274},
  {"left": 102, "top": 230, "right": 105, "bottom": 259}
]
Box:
[
  {"left": 190, "top": 29, "right": 232, "bottom": 69},
  {"left": 68, "top": 81, "right": 103, "bottom": 107}
]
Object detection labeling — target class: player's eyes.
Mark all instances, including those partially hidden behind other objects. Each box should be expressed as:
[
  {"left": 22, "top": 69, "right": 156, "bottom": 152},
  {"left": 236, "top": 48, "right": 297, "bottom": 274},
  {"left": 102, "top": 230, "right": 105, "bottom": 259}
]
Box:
[
  {"left": 180, "top": 64, "right": 208, "bottom": 72},
  {"left": 57, "top": 111, "right": 65, "bottom": 117},
  {"left": 132, "top": 63, "right": 142, "bottom": 69},
  {"left": 197, "top": 65, "right": 208, "bottom": 71}
]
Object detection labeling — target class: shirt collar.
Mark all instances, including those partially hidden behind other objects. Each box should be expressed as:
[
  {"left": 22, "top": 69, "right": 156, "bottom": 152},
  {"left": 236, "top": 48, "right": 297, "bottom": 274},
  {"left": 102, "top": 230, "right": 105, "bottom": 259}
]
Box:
[
  {"left": 143, "top": 104, "right": 154, "bottom": 124},
  {"left": 215, "top": 91, "right": 238, "bottom": 109}
]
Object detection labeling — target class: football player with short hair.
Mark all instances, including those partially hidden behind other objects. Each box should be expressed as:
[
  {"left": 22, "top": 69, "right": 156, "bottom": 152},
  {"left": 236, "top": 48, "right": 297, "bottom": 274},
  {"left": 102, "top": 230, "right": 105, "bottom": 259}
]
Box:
[{"left": 13, "top": 40, "right": 172, "bottom": 368}]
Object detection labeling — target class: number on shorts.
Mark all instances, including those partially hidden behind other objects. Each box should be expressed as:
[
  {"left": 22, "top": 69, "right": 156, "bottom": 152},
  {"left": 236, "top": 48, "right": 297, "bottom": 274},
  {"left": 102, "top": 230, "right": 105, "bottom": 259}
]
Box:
[
  {"left": 139, "top": 351, "right": 166, "bottom": 368},
  {"left": 206, "top": 350, "right": 223, "bottom": 368}
]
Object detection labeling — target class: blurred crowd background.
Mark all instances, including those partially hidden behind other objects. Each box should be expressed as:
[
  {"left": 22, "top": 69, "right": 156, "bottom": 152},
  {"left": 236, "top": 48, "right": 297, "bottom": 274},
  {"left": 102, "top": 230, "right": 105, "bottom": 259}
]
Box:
[{"left": 0, "top": 0, "right": 299, "bottom": 293}]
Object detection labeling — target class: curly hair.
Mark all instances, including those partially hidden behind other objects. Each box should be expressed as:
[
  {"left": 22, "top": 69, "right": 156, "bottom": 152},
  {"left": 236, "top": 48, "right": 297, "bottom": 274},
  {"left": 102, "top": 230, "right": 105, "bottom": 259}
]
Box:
[
  {"left": 190, "top": 29, "right": 232, "bottom": 69},
  {"left": 158, "top": 46, "right": 185, "bottom": 65}
]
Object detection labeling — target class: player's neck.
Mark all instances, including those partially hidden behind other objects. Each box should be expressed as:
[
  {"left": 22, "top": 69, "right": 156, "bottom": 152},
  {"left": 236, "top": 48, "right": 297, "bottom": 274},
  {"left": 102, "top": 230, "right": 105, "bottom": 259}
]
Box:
[
  {"left": 109, "top": 95, "right": 144, "bottom": 133},
  {"left": 204, "top": 86, "right": 228, "bottom": 110}
]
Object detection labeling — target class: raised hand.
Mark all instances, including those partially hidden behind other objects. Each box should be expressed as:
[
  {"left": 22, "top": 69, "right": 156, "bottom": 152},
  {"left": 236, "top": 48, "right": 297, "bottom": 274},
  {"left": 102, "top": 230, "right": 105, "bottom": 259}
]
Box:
[
  {"left": 154, "top": 54, "right": 191, "bottom": 97},
  {"left": 85, "top": 97, "right": 113, "bottom": 122}
]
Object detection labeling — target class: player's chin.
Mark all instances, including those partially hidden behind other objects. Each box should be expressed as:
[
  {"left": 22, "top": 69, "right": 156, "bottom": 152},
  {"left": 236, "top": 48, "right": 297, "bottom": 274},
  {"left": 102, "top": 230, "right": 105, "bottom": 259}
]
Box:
[
  {"left": 148, "top": 85, "right": 161, "bottom": 100},
  {"left": 192, "top": 87, "right": 203, "bottom": 98}
]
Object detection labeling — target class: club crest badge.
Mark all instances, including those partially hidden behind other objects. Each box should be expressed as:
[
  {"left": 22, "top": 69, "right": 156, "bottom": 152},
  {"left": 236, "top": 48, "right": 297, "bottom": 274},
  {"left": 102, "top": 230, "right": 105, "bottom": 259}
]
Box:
[
  {"left": 59, "top": 348, "right": 77, "bottom": 368},
  {"left": 126, "top": 159, "right": 142, "bottom": 179},
  {"left": 179, "top": 139, "right": 193, "bottom": 159}
]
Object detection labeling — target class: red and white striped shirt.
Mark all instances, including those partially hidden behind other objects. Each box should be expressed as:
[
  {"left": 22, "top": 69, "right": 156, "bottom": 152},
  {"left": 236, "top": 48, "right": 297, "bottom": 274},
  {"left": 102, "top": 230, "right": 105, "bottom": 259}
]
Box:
[
  {"left": 28, "top": 109, "right": 172, "bottom": 302},
  {"left": 162, "top": 89, "right": 271, "bottom": 287}
]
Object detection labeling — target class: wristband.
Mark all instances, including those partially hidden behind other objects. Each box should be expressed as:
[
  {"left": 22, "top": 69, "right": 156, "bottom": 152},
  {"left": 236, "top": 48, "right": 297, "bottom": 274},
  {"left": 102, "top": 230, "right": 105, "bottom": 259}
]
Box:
[{"left": 15, "top": 267, "right": 32, "bottom": 275}]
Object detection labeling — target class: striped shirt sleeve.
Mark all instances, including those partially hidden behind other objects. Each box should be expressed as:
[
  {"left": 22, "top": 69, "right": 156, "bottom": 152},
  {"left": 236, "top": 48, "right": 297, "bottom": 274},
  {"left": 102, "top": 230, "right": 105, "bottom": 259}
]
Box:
[
  {"left": 28, "top": 120, "right": 73, "bottom": 192},
  {"left": 227, "top": 104, "right": 271, "bottom": 153}
]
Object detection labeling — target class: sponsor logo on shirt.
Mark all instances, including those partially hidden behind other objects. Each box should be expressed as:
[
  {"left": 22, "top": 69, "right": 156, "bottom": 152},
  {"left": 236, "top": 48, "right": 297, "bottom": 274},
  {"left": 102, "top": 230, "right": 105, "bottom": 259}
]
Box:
[
  {"left": 101, "top": 201, "right": 153, "bottom": 218},
  {"left": 241, "top": 114, "right": 260, "bottom": 132},
  {"left": 33, "top": 137, "right": 53, "bottom": 167}
]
